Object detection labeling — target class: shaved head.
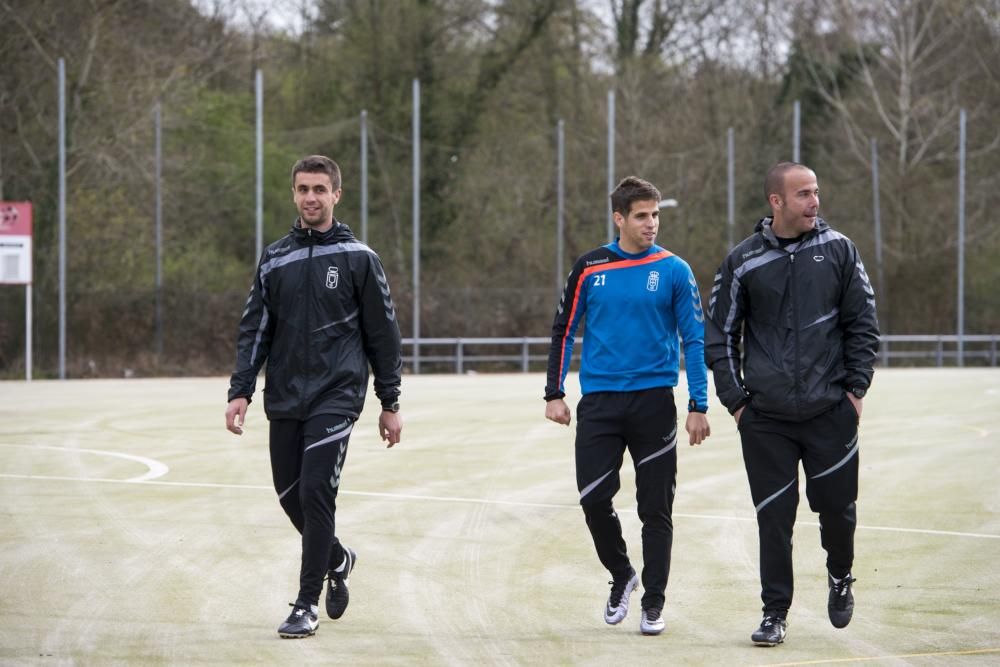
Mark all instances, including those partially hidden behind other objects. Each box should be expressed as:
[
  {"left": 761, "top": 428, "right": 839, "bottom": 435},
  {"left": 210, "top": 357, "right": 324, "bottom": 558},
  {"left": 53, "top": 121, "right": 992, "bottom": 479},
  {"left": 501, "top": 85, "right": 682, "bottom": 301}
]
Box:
[{"left": 764, "top": 162, "right": 811, "bottom": 205}]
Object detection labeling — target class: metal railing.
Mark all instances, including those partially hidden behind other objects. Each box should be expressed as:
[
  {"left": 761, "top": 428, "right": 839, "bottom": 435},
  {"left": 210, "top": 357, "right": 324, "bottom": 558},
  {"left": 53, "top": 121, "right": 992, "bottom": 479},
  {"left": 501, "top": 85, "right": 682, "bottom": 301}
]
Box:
[
  {"left": 877, "top": 334, "right": 999, "bottom": 367},
  {"left": 400, "top": 335, "right": 1000, "bottom": 373},
  {"left": 401, "top": 337, "right": 556, "bottom": 373}
]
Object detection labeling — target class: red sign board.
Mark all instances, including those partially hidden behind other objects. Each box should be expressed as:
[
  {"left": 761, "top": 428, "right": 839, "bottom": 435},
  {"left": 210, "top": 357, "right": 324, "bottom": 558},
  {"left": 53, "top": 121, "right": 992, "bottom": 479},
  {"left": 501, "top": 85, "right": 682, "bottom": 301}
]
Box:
[{"left": 0, "top": 201, "right": 32, "bottom": 284}]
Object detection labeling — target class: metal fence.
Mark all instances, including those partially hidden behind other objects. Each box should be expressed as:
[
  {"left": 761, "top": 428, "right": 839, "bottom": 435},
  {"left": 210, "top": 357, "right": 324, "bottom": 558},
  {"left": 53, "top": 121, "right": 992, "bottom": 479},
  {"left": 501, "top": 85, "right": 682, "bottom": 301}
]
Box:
[
  {"left": 400, "top": 335, "right": 1000, "bottom": 373},
  {"left": 30, "top": 60, "right": 983, "bottom": 381}
]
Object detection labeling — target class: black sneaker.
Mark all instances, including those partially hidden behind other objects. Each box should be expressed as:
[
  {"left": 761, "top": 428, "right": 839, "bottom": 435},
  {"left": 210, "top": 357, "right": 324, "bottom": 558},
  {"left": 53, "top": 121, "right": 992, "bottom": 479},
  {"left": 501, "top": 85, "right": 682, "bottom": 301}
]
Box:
[
  {"left": 751, "top": 615, "right": 787, "bottom": 646},
  {"left": 278, "top": 602, "right": 318, "bottom": 638},
  {"left": 828, "top": 573, "right": 855, "bottom": 628},
  {"left": 326, "top": 546, "right": 357, "bottom": 619},
  {"left": 603, "top": 568, "right": 639, "bottom": 625},
  {"left": 640, "top": 606, "right": 665, "bottom": 635}
]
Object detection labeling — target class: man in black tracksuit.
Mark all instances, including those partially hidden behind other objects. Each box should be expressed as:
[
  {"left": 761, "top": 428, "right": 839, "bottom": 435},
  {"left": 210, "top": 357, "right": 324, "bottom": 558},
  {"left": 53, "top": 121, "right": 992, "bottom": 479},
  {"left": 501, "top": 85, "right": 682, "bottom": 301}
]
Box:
[
  {"left": 705, "top": 162, "right": 879, "bottom": 646},
  {"left": 225, "top": 155, "right": 402, "bottom": 638}
]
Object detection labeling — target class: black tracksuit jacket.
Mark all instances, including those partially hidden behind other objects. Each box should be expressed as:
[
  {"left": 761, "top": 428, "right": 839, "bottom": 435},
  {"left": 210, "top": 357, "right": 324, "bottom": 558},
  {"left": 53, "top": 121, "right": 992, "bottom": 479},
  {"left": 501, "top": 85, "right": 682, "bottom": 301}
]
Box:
[
  {"left": 227, "top": 219, "right": 402, "bottom": 421},
  {"left": 705, "top": 216, "right": 880, "bottom": 422}
]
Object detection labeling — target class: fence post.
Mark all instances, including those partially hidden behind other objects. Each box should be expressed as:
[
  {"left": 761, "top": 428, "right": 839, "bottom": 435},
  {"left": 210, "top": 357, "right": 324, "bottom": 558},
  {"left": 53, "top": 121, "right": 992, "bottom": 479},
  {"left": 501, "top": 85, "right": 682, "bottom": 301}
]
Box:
[
  {"left": 607, "top": 89, "right": 615, "bottom": 243},
  {"left": 521, "top": 338, "right": 530, "bottom": 372},
  {"left": 58, "top": 58, "right": 67, "bottom": 379},
  {"left": 456, "top": 339, "right": 463, "bottom": 374}
]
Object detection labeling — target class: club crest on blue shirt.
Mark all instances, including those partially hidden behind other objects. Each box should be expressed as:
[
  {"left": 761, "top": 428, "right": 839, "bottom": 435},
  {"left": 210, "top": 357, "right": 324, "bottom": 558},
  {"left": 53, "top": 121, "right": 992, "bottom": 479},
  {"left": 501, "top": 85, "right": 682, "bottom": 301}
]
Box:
[
  {"left": 647, "top": 270, "right": 660, "bottom": 292},
  {"left": 326, "top": 266, "right": 340, "bottom": 289}
]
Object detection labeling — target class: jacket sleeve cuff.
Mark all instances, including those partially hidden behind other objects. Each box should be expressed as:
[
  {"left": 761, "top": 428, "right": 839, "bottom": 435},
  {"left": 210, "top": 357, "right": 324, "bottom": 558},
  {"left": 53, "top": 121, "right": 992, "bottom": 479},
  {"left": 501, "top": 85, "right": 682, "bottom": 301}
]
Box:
[
  {"left": 228, "top": 391, "right": 252, "bottom": 405},
  {"left": 378, "top": 392, "right": 400, "bottom": 410},
  {"left": 843, "top": 377, "right": 870, "bottom": 392},
  {"left": 544, "top": 390, "right": 566, "bottom": 402}
]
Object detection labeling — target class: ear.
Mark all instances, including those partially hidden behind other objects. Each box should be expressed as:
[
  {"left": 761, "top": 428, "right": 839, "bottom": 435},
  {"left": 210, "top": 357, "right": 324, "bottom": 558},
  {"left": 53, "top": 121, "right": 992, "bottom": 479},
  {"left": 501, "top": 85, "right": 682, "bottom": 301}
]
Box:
[
  {"left": 613, "top": 211, "right": 625, "bottom": 229},
  {"left": 768, "top": 193, "right": 783, "bottom": 210},
  {"left": 332, "top": 188, "right": 343, "bottom": 205}
]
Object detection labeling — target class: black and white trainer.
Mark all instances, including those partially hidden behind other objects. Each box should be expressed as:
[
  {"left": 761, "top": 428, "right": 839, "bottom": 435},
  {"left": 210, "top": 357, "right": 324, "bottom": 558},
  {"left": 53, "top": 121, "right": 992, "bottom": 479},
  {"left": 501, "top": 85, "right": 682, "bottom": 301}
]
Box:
[
  {"left": 278, "top": 602, "right": 319, "bottom": 639},
  {"left": 751, "top": 614, "right": 787, "bottom": 646},
  {"left": 828, "top": 573, "right": 855, "bottom": 628},
  {"left": 326, "top": 546, "right": 357, "bottom": 620},
  {"left": 603, "top": 568, "right": 639, "bottom": 625},
  {"left": 639, "top": 606, "right": 665, "bottom": 635}
]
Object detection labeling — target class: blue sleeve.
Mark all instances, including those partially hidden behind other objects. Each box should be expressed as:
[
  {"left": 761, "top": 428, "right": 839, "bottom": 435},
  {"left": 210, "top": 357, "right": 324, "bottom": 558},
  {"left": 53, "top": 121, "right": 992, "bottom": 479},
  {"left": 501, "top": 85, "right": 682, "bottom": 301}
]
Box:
[{"left": 672, "top": 259, "right": 708, "bottom": 412}]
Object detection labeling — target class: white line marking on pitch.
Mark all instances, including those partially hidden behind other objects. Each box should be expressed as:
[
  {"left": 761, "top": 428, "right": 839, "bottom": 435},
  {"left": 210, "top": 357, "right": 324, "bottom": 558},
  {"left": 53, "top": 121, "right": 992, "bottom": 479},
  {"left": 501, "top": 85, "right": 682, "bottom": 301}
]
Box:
[
  {"left": 764, "top": 646, "right": 1000, "bottom": 666},
  {"left": 0, "top": 444, "right": 169, "bottom": 482},
  {"left": 1, "top": 472, "right": 998, "bottom": 541}
]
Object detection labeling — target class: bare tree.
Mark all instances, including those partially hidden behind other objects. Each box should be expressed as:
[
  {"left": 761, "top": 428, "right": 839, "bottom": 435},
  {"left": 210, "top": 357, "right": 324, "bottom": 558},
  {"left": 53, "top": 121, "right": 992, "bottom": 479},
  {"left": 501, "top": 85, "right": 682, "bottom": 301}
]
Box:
[{"left": 788, "top": 0, "right": 1000, "bottom": 330}]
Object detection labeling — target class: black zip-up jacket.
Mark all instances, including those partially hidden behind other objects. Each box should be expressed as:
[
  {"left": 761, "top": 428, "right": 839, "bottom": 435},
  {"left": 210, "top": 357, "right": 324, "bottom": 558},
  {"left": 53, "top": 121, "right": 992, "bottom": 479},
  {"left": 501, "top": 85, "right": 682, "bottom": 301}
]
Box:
[
  {"left": 705, "top": 216, "right": 879, "bottom": 422},
  {"left": 227, "top": 219, "right": 402, "bottom": 421}
]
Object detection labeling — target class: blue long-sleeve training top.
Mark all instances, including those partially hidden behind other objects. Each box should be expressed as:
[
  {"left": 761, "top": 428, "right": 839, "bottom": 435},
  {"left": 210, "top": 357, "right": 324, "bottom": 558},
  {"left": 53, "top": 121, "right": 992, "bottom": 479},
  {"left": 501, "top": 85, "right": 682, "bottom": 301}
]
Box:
[{"left": 545, "top": 240, "right": 709, "bottom": 411}]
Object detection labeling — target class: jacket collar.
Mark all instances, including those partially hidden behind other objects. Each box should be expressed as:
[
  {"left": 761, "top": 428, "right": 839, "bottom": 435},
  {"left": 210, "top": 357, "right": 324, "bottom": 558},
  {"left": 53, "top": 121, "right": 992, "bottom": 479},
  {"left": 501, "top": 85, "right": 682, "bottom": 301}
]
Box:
[
  {"left": 755, "top": 216, "right": 830, "bottom": 248},
  {"left": 291, "top": 217, "right": 356, "bottom": 244}
]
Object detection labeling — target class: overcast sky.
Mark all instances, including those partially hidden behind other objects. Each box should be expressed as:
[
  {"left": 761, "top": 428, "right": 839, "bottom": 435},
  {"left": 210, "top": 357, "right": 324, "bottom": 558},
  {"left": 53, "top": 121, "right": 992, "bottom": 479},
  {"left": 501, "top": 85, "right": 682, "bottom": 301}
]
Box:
[{"left": 191, "top": 0, "right": 315, "bottom": 35}]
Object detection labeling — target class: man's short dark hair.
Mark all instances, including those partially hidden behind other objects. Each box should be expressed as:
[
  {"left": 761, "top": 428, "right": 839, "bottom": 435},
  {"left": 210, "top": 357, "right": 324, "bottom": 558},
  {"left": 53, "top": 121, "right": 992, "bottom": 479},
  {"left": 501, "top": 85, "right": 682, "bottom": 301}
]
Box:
[
  {"left": 764, "top": 162, "right": 809, "bottom": 204},
  {"left": 610, "top": 176, "right": 661, "bottom": 217},
  {"left": 291, "top": 155, "right": 342, "bottom": 190}
]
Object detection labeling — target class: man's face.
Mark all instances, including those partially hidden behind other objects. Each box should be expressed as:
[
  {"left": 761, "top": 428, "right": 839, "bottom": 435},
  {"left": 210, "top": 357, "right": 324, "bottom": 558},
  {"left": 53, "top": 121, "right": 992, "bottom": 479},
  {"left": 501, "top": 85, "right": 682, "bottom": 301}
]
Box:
[
  {"left": 615, "top": 199, "right": 660, "bottom": 253},
  {"left": 773, "top": 168, "right": 819, "bottom": 236},
  {"left": 293, "top": 171, "right": 340, "bottom": 229}
]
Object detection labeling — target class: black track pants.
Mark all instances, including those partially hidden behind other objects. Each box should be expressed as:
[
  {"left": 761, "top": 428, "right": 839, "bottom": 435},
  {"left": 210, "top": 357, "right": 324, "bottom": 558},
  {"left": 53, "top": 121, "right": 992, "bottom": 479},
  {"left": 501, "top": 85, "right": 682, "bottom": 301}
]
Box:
[
  {"left": 574, "top": 387, "right": 679, "bottom": 610},
  {"left": 738, "top": 397, "right": 859, "bottom": 616},
  {"left": 270, "top": 414, "right": 354, "bottom": 608}
]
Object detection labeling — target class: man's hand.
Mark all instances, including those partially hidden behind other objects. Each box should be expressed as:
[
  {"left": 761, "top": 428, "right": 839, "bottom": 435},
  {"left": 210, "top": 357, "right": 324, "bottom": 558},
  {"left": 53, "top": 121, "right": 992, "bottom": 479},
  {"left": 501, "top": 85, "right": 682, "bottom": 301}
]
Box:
[
  {"left": 846, "top": 393, "right": 863, "bottom": 420},
  {"left": 545, "top": 398, "right": 572, "bottom": 426},
  {"left": 734, "top": 406, "right": 745, "bottom": 425},
  {"left": 225, "top": 397, "right": 249, "bottom": 435},
  {"left": 685, "top": 412, "right": 711, "bottom": 446},
  {"left": 379, "top": 410, "right": 403, "bottom": 448}
]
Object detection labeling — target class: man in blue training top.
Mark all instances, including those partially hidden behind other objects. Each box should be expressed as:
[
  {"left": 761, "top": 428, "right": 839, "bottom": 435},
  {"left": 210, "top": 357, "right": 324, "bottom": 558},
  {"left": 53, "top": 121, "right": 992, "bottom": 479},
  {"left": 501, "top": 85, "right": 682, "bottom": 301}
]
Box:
[{"left": 544, "top": 175, "right": 711, "bottom": 636}]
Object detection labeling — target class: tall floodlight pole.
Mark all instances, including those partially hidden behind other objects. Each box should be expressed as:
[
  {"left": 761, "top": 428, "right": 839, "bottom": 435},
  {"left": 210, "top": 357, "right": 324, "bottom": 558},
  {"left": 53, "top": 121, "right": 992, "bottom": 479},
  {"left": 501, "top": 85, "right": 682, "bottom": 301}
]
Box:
[
  {"left": 360, "top": 109, "right": 368, "bottom": 245},
  {"left": 871, "top": 138, "right": 886, "bottom": 363},
  {"left": 607, "top": 89, "right": 615, "bottom": 243},
  {"left": 957, "top": 109, "right": 966, "bottom": 367},
  {"left": 58, "top": 58, "right": 67, "bottom": 379},
  {"left": 727, "top": 127, "right": 735, "bottom": 249},
  {"left": 412, "top": 79, "right": 421, "bottom": 374},
  {"left": 556, "top": 119, "right": 565, "bottom": 297},
  {"left": 255, "top": 68, "right": 264, "bottom": 263},
  {"left": 792, "top": 99, "right": 801, "bottom": 162},
  {"left": 154, "top": 103, "right": 163, "bottom": 357}
]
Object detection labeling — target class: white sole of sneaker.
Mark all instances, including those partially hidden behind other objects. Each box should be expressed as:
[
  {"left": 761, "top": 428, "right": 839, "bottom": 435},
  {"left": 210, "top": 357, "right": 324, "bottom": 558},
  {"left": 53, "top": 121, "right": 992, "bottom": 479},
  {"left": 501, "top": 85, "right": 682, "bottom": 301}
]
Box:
[
  {"left": 603, "top": 573, "right": 640, "bottom": 625},
  {"left": 279, "top": 629, "right": 317, "bottom": 639}
]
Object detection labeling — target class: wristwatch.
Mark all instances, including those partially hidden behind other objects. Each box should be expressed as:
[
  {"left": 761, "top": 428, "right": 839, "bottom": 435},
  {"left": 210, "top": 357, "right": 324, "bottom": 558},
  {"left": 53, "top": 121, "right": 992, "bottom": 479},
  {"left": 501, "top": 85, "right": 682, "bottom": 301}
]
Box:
[
  {"left": 848, "top": 386, "right": 867, "bottom": 399},
  {"left": 383, "top": 401, "right": 400, "bottom": 413}
]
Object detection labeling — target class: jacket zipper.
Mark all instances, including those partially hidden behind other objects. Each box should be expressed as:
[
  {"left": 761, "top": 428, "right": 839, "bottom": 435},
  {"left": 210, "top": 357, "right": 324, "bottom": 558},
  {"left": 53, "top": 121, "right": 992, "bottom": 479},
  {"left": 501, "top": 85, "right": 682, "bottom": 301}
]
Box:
[
  {"left": 303, "top": 229, "right": 314, "bottom": 419},
  {"left": 789, "top": 251, "right": 801, "bottom": 419}
]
